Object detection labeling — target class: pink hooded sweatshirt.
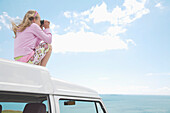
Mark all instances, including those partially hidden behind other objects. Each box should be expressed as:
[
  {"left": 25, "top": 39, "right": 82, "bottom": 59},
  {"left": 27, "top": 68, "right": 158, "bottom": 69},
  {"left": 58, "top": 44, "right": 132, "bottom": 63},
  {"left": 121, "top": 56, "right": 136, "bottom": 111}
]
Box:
[{"left": 14, "top": 23, "right": 52, "bottom": 62}]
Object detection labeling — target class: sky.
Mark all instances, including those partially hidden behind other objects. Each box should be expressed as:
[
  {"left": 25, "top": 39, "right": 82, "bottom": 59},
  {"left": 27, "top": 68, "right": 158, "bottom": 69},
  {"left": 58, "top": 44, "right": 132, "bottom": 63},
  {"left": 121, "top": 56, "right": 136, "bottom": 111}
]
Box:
[{"left": 0, "top": 0, "right": 170, "bottom": 95}]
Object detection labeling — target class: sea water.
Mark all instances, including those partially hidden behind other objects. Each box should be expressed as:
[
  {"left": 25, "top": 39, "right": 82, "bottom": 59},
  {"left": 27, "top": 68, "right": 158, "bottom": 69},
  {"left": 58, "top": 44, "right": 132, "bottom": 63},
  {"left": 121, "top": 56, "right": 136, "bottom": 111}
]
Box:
[{"left": 101, "top": 94, "right": 170, "bottom": 113}]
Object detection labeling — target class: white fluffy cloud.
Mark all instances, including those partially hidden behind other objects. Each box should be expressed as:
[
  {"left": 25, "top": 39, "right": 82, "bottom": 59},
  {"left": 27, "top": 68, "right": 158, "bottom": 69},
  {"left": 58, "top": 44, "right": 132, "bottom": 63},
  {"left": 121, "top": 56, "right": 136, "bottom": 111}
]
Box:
[
  {"left": 88, "top": 0, "right": 149, "bottom": 25},
  {"left": 50, "top": 23, "right": 60, "bottom": 34},
  {"left": 0, "top": 26, "right": 2, "bottom": 30},
  {"left": 52, "top": 29, "right": 129, "bottom": 53},
  {"left": 52, "top": 0, "right": 149, "bottom": 53},
  {"left": 0, "top": 12, "right": 10, "bottom": 29},
  {"left": 155, "top": 3, "right": 164, "bottom": 9},
  {"left": 64, "top": 11, "right": 71, "bottom": 18},
  {"left": 0, "top": 12, "right": 21, "bottom": 29},
  {"left": 105, "top": 26, "right": 127, "bottom": 37}
]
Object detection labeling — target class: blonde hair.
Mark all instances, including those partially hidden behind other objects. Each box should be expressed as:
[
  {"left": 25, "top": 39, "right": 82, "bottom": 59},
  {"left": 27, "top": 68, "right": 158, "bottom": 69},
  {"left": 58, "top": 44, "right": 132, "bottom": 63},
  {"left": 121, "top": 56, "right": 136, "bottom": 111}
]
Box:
[{"left": 11, "top": 10, "right": 40, "bottom": 38}]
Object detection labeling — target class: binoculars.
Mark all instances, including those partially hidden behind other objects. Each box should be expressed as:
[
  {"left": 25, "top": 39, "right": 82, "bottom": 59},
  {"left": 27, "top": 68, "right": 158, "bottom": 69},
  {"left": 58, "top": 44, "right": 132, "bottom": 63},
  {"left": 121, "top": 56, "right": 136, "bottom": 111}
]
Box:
[{"left": 40, "top": 20, "right": 44, "bottom": 27}]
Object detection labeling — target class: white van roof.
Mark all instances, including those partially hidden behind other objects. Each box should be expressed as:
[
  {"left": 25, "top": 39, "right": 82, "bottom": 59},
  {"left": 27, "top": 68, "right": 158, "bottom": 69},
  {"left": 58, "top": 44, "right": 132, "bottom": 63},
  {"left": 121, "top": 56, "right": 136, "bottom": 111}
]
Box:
[{"left": 0, "top": 58, "right": 100, "bottom": 99}]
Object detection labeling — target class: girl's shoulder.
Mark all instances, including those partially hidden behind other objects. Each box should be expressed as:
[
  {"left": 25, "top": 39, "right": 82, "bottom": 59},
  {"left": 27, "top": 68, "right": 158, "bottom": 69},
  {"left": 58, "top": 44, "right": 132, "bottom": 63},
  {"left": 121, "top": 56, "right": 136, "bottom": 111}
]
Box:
[
  {"left": 30, "top": 23, "right": 40, "bottom": 30},
  {"left": 30, "top": 23, "right": 39, "bottom": 27}
]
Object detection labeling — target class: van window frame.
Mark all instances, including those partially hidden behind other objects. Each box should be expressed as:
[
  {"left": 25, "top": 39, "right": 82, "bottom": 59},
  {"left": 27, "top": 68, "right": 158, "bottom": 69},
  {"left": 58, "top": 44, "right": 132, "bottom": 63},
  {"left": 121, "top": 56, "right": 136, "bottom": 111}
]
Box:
[
  {"left": 55, "top": 96, "right": 107, "bottom": 113},
  {"left": 0, "top": 91, "right": 52, "bottom": 113},
  {"left": 46, "top": 94, "right": 52, "bottom": 113}
]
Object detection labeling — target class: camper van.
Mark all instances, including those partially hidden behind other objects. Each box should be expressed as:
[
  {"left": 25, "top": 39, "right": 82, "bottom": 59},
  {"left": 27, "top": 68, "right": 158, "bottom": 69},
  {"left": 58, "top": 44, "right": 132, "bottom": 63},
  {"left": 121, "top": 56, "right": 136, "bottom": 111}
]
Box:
[{"left": 0, "top": 58, "right": 108, "bottom": 113}]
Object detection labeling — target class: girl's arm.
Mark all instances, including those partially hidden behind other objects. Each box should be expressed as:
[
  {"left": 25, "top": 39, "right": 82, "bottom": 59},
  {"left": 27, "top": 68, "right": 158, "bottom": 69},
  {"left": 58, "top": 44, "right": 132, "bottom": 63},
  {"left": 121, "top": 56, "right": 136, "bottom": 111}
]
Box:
[{"left": 31, "top": 23, "right": 52, "bottom": 44}]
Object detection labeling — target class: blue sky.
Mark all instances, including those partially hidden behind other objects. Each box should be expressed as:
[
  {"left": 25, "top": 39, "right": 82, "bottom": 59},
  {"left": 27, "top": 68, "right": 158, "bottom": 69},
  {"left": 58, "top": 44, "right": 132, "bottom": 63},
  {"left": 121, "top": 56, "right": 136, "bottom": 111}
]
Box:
[{"left": 0, "top": 0, "right": 170, "bottom": 95}]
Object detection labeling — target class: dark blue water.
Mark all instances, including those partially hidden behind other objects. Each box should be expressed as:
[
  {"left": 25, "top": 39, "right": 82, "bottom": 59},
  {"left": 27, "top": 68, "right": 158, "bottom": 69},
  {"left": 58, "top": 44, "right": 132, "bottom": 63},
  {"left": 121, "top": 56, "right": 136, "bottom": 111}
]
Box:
[
  {"left": 101, "top": 94, "right": 170, "bottom": 113},
  {"left": 1, "top": 95, "right": 170, "bottom": 113}
]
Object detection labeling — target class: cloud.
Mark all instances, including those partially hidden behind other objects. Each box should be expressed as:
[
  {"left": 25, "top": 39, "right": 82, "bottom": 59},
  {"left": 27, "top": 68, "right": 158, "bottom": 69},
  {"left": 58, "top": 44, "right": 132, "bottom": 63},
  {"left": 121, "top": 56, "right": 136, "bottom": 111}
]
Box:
[
  {"left": 50, "top": 23, "right": 60, "bottom": 34},
  {"left": 52, "top": 29, "right": 129, "bottom": 53},
  {"left": 155, "top": 87, "right": 170, "bottom": 95},
  {"left": 89, "top": 2, "right": 112, "bottom": 24},
  {"left": 64, "top": 0, "right": 149, "bottom": 26},
  {"left": 158, "top": 87, "right": 170, "bottom": 91},
  {"left": 64, "top": 11, "right": 71, "bottom": 18},
  {"left": 88, "top": 0, "right": 149, "bottom": 25},
  {"left": 52, "top": 0, "right": 149, "bottom": 53},
  {"left": 93, "top": 85, "right": 170, "bottom": 95},
  {"left": 0, "top": 12, "right": 21, "bottom": 29},
  {"left": 155, "top": 3, "right": 164, "bottom": 9},
  {"left": 0, "top": 26, "right": 2, "bottom": 30},
  {"left": 146, "top": 73, "right": 170, "bottom": 76},
  {"left": 126, "top": 39, "right": 136, "bottom": 46},
  {"left": 98, "top": 77, "right": 109, "bottom": 80},
  {"left": 79, "top": 21, "right": 90, "bottom": 30},
  {"left": 93, "top": 85, "right": 150, "bottom": 94},
  {"left": 104, "top": 26, "right": 127, "bottom": 37},
  {"left": 0, "top": 12, "right": 10, "bottom": 29}
]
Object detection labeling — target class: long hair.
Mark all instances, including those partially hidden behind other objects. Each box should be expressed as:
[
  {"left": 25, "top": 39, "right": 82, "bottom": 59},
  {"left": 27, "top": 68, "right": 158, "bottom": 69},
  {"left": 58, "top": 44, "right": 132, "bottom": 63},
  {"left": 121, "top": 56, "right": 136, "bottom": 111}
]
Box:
[{"left": 11, "top": 10, "right": 39, "bottom": 38}]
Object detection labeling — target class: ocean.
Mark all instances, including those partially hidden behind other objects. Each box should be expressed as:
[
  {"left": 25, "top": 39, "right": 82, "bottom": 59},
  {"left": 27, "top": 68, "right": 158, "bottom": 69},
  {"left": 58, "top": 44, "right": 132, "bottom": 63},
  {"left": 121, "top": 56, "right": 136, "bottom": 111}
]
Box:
[
  {"left": 101, "top": 94, "right": 170, "bottom": 113},
  {"left": 1, "top": 94, "right": 170, "bottom": 113}
]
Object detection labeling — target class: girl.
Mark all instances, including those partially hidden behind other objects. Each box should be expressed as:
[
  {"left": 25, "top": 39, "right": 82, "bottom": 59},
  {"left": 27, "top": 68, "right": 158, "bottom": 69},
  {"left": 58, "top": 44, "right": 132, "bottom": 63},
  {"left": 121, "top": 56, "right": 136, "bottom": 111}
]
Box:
[{"left": 11, "top": 10, "right": 52, "bottom": 67}]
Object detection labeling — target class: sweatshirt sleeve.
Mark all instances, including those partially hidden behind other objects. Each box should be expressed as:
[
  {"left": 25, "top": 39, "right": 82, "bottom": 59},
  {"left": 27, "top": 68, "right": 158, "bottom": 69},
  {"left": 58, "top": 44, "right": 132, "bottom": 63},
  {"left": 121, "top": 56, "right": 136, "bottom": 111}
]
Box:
[{"left": 31, "top": 23, "right": 52, "bottom": 44}]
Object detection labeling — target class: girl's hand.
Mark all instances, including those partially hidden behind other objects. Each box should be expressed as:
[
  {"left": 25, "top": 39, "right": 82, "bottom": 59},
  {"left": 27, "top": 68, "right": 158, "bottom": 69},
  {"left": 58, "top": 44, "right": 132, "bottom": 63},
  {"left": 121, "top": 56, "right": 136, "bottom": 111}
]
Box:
[
  {"left": 40, "top": 25, "right": 43, "bottom": 30},
  {"left": 44, "top": 20, "right": 50, "bottom": 29}
]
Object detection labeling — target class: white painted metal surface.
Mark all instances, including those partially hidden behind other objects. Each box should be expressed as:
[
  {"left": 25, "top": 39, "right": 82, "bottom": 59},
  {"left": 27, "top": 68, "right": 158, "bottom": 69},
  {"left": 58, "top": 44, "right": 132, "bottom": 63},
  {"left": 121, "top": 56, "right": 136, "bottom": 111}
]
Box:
[{"left": 0, "top": 58, "right": 100, "bottom": 98}]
